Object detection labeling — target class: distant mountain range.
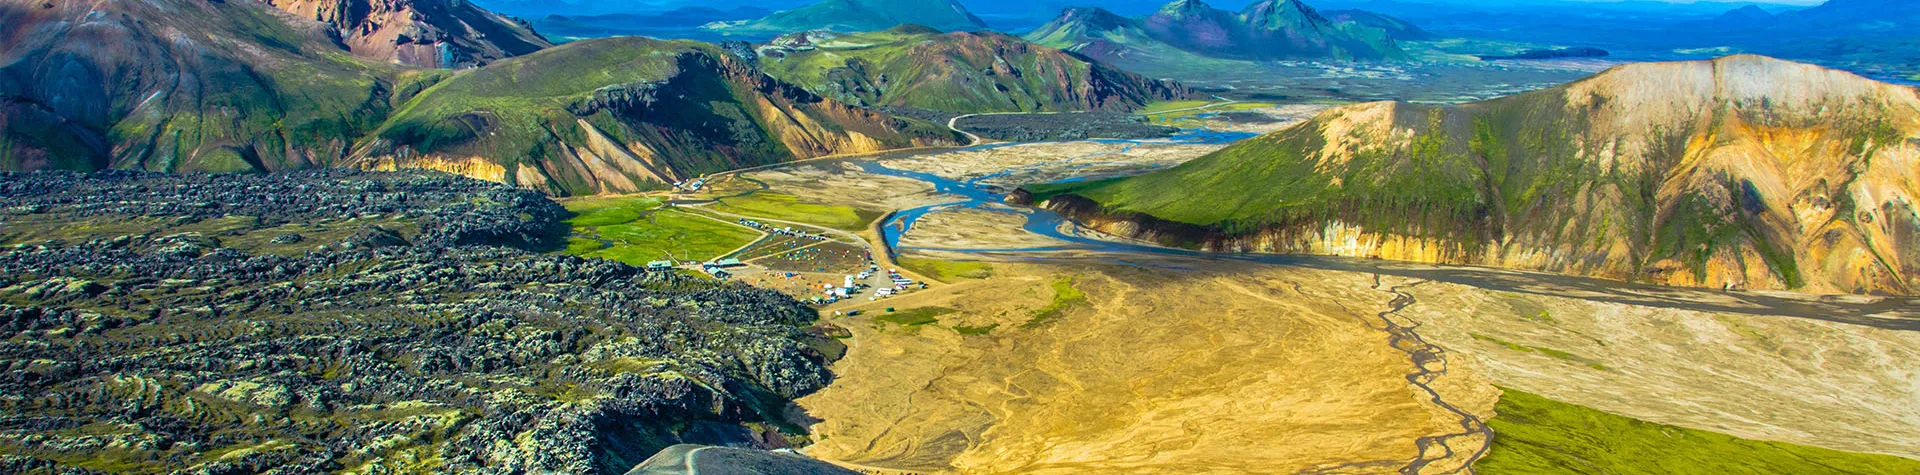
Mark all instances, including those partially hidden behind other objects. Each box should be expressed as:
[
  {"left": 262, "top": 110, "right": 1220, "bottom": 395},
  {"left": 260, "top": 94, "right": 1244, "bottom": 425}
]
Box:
[
  {"left": 706, "top": 0, "right": 990, "bottom": 36},
  {"left": 753, "top": 27, "right": 1190, "bottom": 113},
  {"left": 1025, "top": 0, "right": 1410, "bottom": 75},
  {"left": 1022, "top": 55, "right": 1920, "bottom": 295}
]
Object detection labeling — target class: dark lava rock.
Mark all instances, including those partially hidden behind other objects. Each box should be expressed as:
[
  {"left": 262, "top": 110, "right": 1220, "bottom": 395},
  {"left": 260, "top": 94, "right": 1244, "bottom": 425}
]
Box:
[{"left": 0, "top": 170, "right": 832, "bottom": 474}]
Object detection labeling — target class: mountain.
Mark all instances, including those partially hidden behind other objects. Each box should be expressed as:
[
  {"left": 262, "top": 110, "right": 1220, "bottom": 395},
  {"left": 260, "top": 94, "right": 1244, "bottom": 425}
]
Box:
[
  {"left": 708, "top": 0, "right": 989, "bottom": 36},
  {"left": 263, "top": 0, "right": 551, "bottom": 68},
  {"left": 1020, "top": 56, "right": 1920, "bottom": 295},
  {"left": 1026, "top": 0, "right": 1406, "bottom": 73},
  {"left": 0, "top": 0, "right": 394, "bottom": 173},
  {"left": 353, "top": 37, "right": 961, "bottom": 195},
  {"left": 1717, "top": 4, "right": 1775, "bottom": 23},
  {"left": 2, "top": 0, "right": 959, "bottom": 196},
  {"left": 1783, "top": 0, "right": 1920, "bottom": 30},
  {"left": 1323, "top": 9, "right": 1435, "bottom": 41},
  {"left": 754, "top": 27, "right": 1190, "bottom": 113},
  {"left": 1238, "top": 0, "right": 1401, "bottom": 60}
]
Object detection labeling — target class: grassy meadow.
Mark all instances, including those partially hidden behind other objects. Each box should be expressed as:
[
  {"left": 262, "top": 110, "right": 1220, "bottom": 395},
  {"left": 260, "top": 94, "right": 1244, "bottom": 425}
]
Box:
[{"left": 559, "top": 196, "right": 760, "bottom": 264}]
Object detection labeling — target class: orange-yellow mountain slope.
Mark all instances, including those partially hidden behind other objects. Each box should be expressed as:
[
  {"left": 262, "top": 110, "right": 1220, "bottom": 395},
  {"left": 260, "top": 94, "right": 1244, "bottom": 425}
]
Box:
[{"left": 1024, "top": 55, "right": 1920, "bottom": 295}]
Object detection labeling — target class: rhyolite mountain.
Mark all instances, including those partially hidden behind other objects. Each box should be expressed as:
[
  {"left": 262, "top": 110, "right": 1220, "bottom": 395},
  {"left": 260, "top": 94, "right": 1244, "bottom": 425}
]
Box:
[
  {"left": 0, "top": 0, "right": 395, "bottom": 173},
  {"left": 753, "top": 27, "right": 1190, "bottom": 113},
  {"left": 354, "top": 37, "right": 960, "bottom": 195},
  {"left": 0, "top": 0, "right": 961, "bottom": 195},
  {"left": 1026, "top": 0, "right": 1406, "bottom": 75},
  {"left": 263, "top": 0, "right": 551, "bottom": 68},
  {"left": 708, "top": 0, "right": 989, "bottom": 36},
  {"left": 1022, "top": 55, "right": 1920, "bottom": 295}
]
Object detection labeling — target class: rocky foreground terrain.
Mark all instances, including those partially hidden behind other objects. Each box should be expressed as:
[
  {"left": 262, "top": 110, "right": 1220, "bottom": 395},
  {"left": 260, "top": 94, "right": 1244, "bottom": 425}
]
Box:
[{"left": 0, "top": 171, "right": 834, "bottom": 474}]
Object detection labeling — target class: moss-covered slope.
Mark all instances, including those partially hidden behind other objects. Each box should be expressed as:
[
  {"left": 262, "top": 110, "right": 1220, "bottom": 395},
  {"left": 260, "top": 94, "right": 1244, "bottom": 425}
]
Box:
[
  {"left": 756, "top": 28, "right": 1190, "bottom": 113},
  {"left": 1026, "top": 55, "right": 1920, "bottom": 295},
  {"left": 0, "top": 0, "right": 398, "bottom": 173},
  {"left": 354, "top": 37, "right": 962, "bottom": 196}
]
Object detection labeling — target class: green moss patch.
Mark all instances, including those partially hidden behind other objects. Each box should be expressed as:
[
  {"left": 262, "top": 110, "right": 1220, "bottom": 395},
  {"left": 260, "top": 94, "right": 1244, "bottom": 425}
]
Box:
[{"left": 1479, "top": 388, "right": 1920, "bottom": 474}]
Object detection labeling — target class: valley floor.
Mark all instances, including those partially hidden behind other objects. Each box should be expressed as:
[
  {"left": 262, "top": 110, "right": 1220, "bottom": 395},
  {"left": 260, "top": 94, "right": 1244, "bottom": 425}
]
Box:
[{"left": 693, "top": 116, "right": 1920, "bottom": 474}]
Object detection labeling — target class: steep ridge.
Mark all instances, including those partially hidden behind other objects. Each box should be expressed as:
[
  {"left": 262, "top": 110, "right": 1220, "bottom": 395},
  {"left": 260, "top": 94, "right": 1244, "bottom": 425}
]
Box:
[
  {"left": 354, "top": 37, "right": 962, "bottom": 196},
  {"left": 708, "top": 0, "right": 988, "bottom": 36},
  {"left": 1022, "top": 56, "right": 1920, "bottom": 295},
  {"left": 0, "top": 0, "right": 393, "bottom": 173},
  {"left": 1035, "top": 0, "right": 1402, "bottom": 63},
  {"left": 263, "top": 0, "right": 551, "bottom": 68},
  {"left": 755, "top": 28, "right": 1191, "bottom": 113}
]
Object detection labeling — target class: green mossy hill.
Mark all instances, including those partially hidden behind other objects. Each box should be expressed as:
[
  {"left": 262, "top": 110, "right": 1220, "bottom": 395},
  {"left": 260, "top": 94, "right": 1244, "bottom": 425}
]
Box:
[
  {"left": 1027, "top": 55, "right": 1920, "bottom": 295},
  {"left": 357, "top": 36, "right": 960, "bottom": 196},
  {"left": 757, "top": 28, "right": 1191, "bottom": 113},
  {"left": 1479, "top": 388, "right": 1920, "bottom": 475},
  {"left": 0, "top": 170, "right": 835, "bottom": 474},
  {"left": 0, "top": 0, "right": 396, "bottom": 174},
  {"left": 712, "top": 0, "right": 989, "bottom": 36}
]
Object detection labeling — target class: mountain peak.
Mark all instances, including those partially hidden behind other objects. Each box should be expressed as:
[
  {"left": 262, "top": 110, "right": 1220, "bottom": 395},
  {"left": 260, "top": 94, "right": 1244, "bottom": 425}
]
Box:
[
  {"left": 1718, "top": 4, "right": 1773, "bottom": 21},
  {"left": 1158, "top": 0, "right": 1217, "bottom": 18},
  {"left": 1241, "top": 0, "right": 1332, "bottom": 32},
  {"left": 1052, "top": 6, "right": 1136, "bottom": 31}
]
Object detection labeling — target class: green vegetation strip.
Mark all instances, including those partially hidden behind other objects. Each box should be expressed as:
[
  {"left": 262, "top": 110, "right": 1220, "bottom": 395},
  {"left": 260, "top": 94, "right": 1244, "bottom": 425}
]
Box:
[
  {"left": 1477, "top": 388, "right": 1920, "bottom": 475},
  {"left": 1023, "top": 277, "right": 1087, "bottom": 328},
  {"left": 897, "top": 257, "right": 993, "bottom": 281},
  {"left": 952, "top": 323, "right": 999, "bottom": 336},
  {"left": 713, "top": 193, "right": 881, "bottom": 232},
  {"left": 561, "top": 197, "right": 759, "bottom": 264},
  {"left": 876, "top": 307, "right": 956, "bottom": 327},
  {"left": 1144, "top": 102, "right": 1277, "bottom": 127}
]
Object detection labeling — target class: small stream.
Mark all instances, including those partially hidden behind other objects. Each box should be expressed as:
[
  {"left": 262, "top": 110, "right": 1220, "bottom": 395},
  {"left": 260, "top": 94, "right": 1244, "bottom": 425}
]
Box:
[{"left": 862, "top": 127, "right": 1256, "bottom": 254}]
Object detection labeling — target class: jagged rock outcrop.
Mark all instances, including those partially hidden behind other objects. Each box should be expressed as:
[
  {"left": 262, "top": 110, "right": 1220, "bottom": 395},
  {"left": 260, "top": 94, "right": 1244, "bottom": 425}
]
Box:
[{"left": 1023, "top": 55, "right": 1920, "bottom": 295}]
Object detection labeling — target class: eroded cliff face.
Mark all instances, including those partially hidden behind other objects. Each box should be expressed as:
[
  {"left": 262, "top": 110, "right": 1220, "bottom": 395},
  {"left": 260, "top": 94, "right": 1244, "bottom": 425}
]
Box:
[
  {"left": 263, "top": 0, "right": 550, "bottom": 68},
  {"left": 1028, "top": 56, "right": 1920, "bottom": 295}
]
